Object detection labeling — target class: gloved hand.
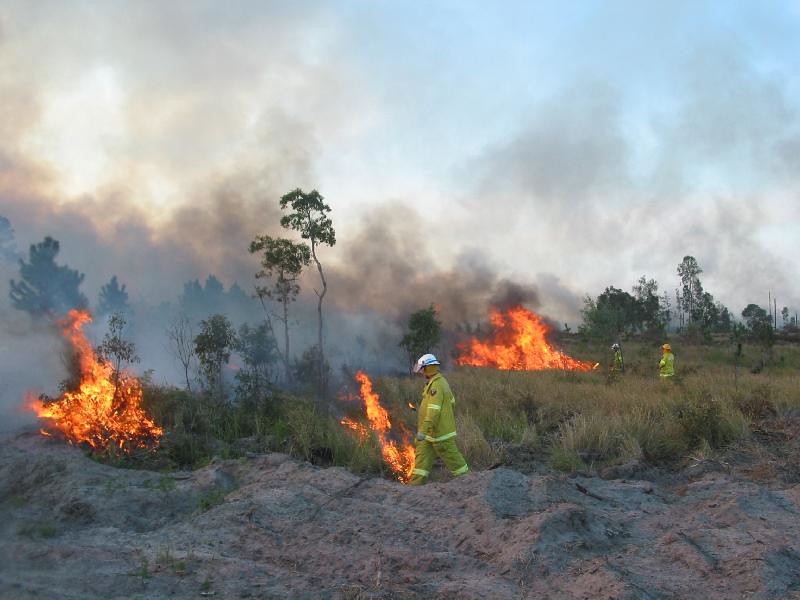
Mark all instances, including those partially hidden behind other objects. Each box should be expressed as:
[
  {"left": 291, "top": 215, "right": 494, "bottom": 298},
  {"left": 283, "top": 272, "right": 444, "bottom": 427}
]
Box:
[{"left": 416, "top": 431, "right": 426, "bottom": 441}]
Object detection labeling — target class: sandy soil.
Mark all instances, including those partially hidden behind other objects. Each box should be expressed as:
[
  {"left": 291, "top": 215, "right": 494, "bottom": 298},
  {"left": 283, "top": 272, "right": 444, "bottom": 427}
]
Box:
[{"left": 1, "top": 430, "right": 800, "bottom": 599}]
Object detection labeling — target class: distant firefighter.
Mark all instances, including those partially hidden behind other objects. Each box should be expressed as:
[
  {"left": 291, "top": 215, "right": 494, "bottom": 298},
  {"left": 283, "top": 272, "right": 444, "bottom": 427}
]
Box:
[
  {"left": 408, "top": 354, "right": 469, "bottom": 485},
  {"left": 610, "top": 343, "right": 624, "bottom": 374},
  {"left": 659, "top": 343, "right": 675, "bottom": 378}
]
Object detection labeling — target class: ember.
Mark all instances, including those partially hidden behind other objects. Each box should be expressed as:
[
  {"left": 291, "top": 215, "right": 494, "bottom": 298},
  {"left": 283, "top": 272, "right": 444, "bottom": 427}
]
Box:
[
  {"left": 340, "top": 371, "right": 415, "bottom": 482},
  {"left": 25, "top": 309, "right": 163, "bottom": 453},
  {"left": 457, "top": 305, "right": 598, "bottom": 371}
]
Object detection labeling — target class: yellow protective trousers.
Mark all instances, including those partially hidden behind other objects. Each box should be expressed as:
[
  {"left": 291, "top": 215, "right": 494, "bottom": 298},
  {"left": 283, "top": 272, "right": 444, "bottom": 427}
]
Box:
[{"left": 408, "top": 438, "right": 469, "bottom": 485}]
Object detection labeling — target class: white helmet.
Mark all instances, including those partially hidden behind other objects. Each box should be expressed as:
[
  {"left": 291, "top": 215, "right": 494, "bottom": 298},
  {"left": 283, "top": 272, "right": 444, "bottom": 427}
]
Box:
[
  {"left": 413, "top": 353, "right": 440, "bottom": 373},
  {"left": 611, "top": 343, "right": 620, "bottom": 351}
]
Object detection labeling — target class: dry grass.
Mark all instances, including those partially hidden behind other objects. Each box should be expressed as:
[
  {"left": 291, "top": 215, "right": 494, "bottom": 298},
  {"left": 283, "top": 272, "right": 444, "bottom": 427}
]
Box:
[
  {"left": 372, "top": 340, "right": 800, "bottom": 473},
  {"left": 142, "top": 339, "right": 800, "bottom": 477}
]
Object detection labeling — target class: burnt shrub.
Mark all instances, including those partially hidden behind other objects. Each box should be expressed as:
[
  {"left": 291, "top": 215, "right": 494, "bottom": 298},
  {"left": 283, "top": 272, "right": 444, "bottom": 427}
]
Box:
[{"left": 735, "top": 385, "right": 776, "bottom": 420}]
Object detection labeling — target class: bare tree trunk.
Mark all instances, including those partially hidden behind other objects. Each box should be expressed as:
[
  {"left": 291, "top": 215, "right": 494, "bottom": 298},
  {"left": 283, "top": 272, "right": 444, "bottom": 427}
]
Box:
[
  {"left": 216, "top": 357, "right": 224, "bottom": 403},
  {"left": 311, "top": 240, "right": 327, "bottom": 402},
  {"left": 283, "top": 299, "right": 290, "bottom": 370},
  {"left": 255, "top": 289, "right": 289, "bottom": 382},
  {"left": 167, "top": 313, "right": 194, "bottom": 393}
]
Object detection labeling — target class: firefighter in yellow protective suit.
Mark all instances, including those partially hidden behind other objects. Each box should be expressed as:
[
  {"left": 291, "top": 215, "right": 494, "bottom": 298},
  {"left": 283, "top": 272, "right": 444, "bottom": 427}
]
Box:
[
  {"left": 610, "top": 343, "right": 624, "bottom": 374},
  {"left": 408, "top": 354, "right": 469, "bottom": 485},
  {"left": 659, "top": 343, "right": 675, "bottom": 378}
]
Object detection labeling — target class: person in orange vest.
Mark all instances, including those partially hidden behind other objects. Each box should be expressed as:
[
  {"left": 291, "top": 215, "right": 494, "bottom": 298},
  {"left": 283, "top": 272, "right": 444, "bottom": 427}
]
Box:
[
  {"left": 408, "top": 354, "right": 469, "bottom": 485},
  {"left": 659, "top": 343, "right": 675, "bottom": 378}
]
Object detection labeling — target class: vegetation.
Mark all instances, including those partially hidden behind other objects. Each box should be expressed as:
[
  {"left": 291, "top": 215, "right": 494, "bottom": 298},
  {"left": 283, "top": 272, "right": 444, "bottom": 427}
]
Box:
[
  {"left": 194, "top": 313, "right": 237, "bottom": 402},
  {"left": 97, "top": 312, "right": 140, "bottom": 400},
  {"left": 249, "top": 235, "right": 311, "bottom": 374},
  {"left": 279, "top": 188, "right": 336, "bottom": 398},
  {"left": 139, "top": 382, "right": 383, "bottom": 476},
  {"left": 166, "top": 313, "right": 196, "bottom": 392},
  {"left": 97, "top": 275, "right": 130, "bottom": 316},
  {"left": 234, "top": 322, "right": 280, "bottom": 406},
  {"left": 9, "top": 236, "right": 88, "bottom": 316},
  {"left": 131, "top": 338, "right": 800, "bottom": 481},
  {"left": 399, "top": 305, "right": 442, "bottom": 369}
]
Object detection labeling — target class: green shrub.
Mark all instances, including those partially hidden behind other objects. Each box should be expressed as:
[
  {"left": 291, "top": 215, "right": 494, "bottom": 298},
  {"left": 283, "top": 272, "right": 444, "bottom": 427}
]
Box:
[
  {"left": 17, "top": 520, "right": 57, "bottom": 539},
  {"left": 197, "top": 487, "right": 226, "bottom": 512},
  {"left": 549, "top": 447, "right": 586, "bottom": 472},
  {"left": 734, "top": 385, "right": 775, "bottom": 419},
  {"left": 456, "top": 414, "right": 501, "bottom": 469},
  {"left": 671, "top": 392, "right": 743, "bottom": 449}
]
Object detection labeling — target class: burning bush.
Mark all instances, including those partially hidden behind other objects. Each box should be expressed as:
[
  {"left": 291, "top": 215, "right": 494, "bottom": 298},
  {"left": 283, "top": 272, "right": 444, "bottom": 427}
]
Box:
[{"left": 26, "top": 310, "right": 162, "bottom": 454}]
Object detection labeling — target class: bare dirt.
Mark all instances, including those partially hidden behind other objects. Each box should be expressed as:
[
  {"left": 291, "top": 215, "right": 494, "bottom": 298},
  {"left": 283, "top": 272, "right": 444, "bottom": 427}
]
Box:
[{"left": 2, "top": 428, "right": 800, "bottom": 599}]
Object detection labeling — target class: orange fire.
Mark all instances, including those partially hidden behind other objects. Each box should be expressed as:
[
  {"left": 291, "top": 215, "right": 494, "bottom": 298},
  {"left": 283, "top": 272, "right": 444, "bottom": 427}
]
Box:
[
  {"left": 340, "top": 371, "right": 415, "bottom": 482},
  {"left": 25, "top": 309, "right": 163, "bottom": 453},
  {"left": 457, "top": 305, "right": 598, "bottom": 371},
  {"left": 340, "top": 416, "right": 370, "bottom": 441}
]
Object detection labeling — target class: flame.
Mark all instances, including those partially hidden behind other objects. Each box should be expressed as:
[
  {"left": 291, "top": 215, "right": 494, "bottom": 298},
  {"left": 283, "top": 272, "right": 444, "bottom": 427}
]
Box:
[
  {"left": 340, "top": 416, "right": 369, "bottom": 441},
  {"left": 25, "top": 309, "right": 163, "bottom": 453},
  {"left": 457, "top": 305, "right": 598, "bottom": 371},
  {"left": 340, "top": 371, "right": 415, "bottom": 482}
]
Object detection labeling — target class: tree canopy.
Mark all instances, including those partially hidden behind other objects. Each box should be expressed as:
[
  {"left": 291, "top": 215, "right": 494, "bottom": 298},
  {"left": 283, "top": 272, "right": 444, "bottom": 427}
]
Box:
[
  {"left": 399, "top": 305, "right": 442, "bottom": 368},
  {"left": 9, "top": 236, "right": 87, "bottom": 317},
  {"left": 97, "top": 275, "right": 130, "bottom": 316}
]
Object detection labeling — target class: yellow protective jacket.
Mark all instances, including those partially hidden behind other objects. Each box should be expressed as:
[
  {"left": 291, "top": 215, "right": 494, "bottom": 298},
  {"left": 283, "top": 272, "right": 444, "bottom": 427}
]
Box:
[
  {"left": 659, "top": 352, "right": 675, "bottom": 377},
  {"left": 418, "top": 373, "right": 457, "bottom": 442},
  {"left": 613, "top": 350, "right": 624, "bottom": 373}
]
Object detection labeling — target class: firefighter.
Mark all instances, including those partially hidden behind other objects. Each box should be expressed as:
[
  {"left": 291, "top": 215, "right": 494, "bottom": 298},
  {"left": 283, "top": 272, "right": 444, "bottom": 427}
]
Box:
[
  {"left": 408, "top": 353, "right": 469, "bottom": 485},
  {"left": 659, "top": 343, "right": 675, "bottom": 378},
  {"left": 610, "top": 343, "right": 624, "bottom": 374}
]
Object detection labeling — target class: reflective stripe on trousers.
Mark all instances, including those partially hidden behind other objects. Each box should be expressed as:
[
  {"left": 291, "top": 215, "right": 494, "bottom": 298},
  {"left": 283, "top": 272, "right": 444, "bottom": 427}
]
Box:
[
  {"left": 425, "top": 431, "right": 456, "bottom": 443},
  {"left": 452, "top": 464, "right": 469, "bottom": 476}
]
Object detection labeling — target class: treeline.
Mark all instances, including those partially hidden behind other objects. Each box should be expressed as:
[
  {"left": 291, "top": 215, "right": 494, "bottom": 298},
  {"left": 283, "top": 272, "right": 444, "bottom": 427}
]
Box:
[
  {"left": 2, "top": 189, "right": 338, "bottom": 405},
  {"left": 579, "top": 255, "right": 797, "bottom": 347}
]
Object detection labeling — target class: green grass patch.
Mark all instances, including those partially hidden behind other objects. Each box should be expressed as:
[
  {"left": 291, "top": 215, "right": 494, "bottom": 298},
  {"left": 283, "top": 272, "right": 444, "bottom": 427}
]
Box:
[
  {"left": 197, "top": 487, "right": 226, "bottom": 512},
  {"left": 17, "top": 520, "right": 57, "bottom": 539}
]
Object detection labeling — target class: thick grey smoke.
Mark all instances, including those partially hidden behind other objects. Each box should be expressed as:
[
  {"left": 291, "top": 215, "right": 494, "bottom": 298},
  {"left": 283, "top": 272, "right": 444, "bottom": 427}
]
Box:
[
  {"left": 457, "top": 46, "right": 800, "bottom": 314},
  {"left": 326, "top": 202, "right": 547, "bottom": 328},
  {"left": 0, "top": 264, "right": 65, "bottom": 432}
]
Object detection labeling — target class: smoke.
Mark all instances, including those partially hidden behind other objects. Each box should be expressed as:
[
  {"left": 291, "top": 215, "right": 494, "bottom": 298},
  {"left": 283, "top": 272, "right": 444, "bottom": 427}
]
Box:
[
  {"left": 489, "top": 280, "right": 540, "bottom": 311},
  {"left": 454, "top": 44, "right": 800, "bottom": 315},
  {"left": 0, "top": 263, "right": 65, "bottom": 432},
  {"left": 0, "top": 215, "right": 19, "bottom": 263},
  {"left": 325, "top": 202, "right": 547, "bottom": 329}
]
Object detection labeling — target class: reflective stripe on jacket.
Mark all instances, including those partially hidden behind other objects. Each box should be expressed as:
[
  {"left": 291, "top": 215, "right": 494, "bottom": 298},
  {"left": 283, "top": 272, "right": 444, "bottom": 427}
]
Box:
[
  {"left": 659, "top": 352, "right": 675, "bottom": 377},
  {"left": 418, "top": 373, "right": 457, "bottom": 441}
]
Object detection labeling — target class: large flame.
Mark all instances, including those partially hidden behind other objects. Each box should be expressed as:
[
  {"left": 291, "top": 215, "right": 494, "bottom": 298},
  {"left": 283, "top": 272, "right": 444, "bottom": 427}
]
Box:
[
  {"left": 340, "top": 371, "right": 415, "bottom": 482},
  {"left": 457, "top": 305, "right": 598, "bottom": 371},
  {"left": 25, "top": 309, "right": 163, "bottom": 453}
]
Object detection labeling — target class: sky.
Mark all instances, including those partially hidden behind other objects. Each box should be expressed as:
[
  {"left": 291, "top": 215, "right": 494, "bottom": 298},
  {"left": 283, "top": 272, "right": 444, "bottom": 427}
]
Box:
[{"left": 1, "top": 0, "right": 799, "bottom": 325}]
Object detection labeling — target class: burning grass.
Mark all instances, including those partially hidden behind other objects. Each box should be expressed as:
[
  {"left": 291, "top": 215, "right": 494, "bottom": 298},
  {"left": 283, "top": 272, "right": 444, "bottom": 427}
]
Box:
[
  {"left": 456, "top": 305, "right": 598, "bottom": 371},
  {"left": 339, "top": 371, "right": 415, "bottom": 482},
  {"left": 372, "top": 340, "right": 800, "bottom": 473}
]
